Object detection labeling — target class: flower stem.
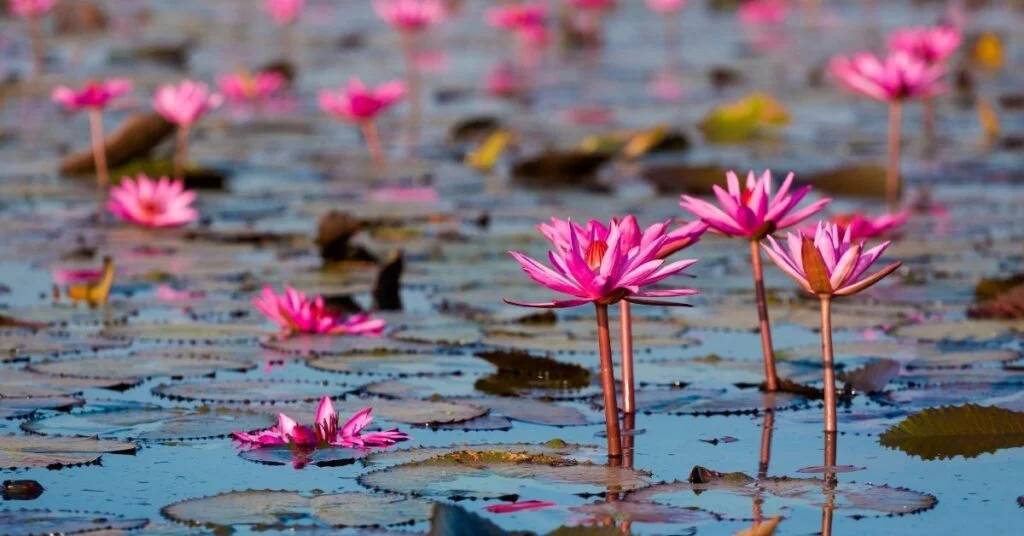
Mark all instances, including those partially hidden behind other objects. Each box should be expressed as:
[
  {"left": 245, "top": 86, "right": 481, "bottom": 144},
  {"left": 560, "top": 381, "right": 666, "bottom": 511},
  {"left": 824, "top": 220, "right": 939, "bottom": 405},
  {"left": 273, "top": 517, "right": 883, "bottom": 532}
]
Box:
[
  {"left": 819, "top": 296, "right": 837, "bottom": 434},
  {"left": 88, "top": 109, "right": 109, "bottom": 190},
  {"left": 362, "top": 120, "right": 385, "bottom": 166},
  {"left": 664, "top": 13, "right": 680, "bottom": 69},
  {"left": 758, "top": 409, "right": 774, "bottom": 479},
  {"left": 887, "top": 100, "right": 903, "bottom": 212},
  {"left": 401, "top": 31, "right": 421, "bottom": 147},
  {"left": 618, "top": 300, "right": 635, "bottom": 415},
  {"left": 27, "top": 14, "right": 44, "bottom": 78},
  {"left": 595, "top": 303, "right": 623, "bottom": 459},
  {"left": 174, "top": 125, "right": 190, "bottom": 181},
  {"left": 922, "top": 97, "right": 936, "bottom": 152},
  {"left": 821, "top": 431, "right": 837, "bottom": 535},
  {"left": 622, "top": 412, "right": 635, "bottom": 469},
  {"left": 749, "top": 240, "right": 779, "bottom": 391}
]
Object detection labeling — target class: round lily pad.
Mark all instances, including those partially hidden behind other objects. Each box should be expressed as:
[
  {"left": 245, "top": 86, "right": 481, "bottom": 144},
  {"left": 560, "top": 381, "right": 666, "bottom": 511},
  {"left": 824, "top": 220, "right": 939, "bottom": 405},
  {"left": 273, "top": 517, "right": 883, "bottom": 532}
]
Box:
[
  {"left": 0, "top": 368, "right": 134, "bottom": 397},
  {"left": 363, "top": 442, "right": 606, "bottom": 467},
  {"left": 101, "top": 322, "right": 273, "bottom": 344},
  {"left": 0, "top": 329, "right": 129, "bottom": 363},
  {"left": 634, "top": 356, "right": 820, "bottom": 387},
  {"left": 569, "top": 501, "right": 716, "bottom": 525},
  {"left": 390, "top": 325, "right": 483, "bottom": 346},
  {"left": 0, "top": 434, "right": 136, "bottom": 470},
  {"left": 152, "top": 380, "right": 352, "bottom": 404},
  {"left": 260, "top": 334, "right": 425, "bottom": 357},
  {"left": 594, "top": 388, "right": 811, "bottom": 416},
  {"left": 0, "top": 396, "right": 84, "bottom": 419},
  {"left": 161, "top": 490, "right": 433, "bottom": 529},
  {"left": 363, "top": 377, "right": 478, "bottom": 399},
  {"left": 29, "top": 353, "right": 255, "bottom": 381},
  {"left": 0, "top": 509, "right": 148, "bottom": 535},
  {"left": 259, "top": 398, "right": 487, "bottom": 425},
  {"left": 307, "top": 352, "right": 494, "bottom": 377},
  {"left": 23, "top": 406, "right": 275, "bottom": 442},
  {"left": 434, "top": 414, "right": 515, "bottom": 431},
  {"left": 893, "top": 320, "right": 1024, "bottom": 342},
  {"left": 359, "top": 449, "right": 650, "bottom": 499},
  {"left": 455, "top": 397, "right": 593, "bottom": 426},
  {"left": 239, "top": 446, "right": 369, "bottom": 468}
]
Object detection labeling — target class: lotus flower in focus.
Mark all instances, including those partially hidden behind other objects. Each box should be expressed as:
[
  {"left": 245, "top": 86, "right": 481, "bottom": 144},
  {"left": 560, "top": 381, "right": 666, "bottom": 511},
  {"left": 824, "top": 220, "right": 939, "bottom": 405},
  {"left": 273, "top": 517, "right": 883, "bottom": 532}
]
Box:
[
  {"left": 538, "top": 215, "right": 707, "bottom": 260},
  {"left": 889, "top": 25, "right": 961, "bottom": 65},
  {"left": 374, "top": 0, "right": 445, "bottom": 32},
  {"left": 505, "top": 219, "right": 699, "bottom": 309},
  {"left": 829, "top": 51, "right": 946, "bottom": 102},
  {"left": 8, "top": 0, "right": 55, "bottom": 17},
  {"left": 319, "top": 78, "right": 405, "bottom": 123},
  {"left": 679, "top": 170, "right": 830, "bottom": 240},
  {"left": 265, "top": 0, "right": 304, "bottom": 26},
  {"left": 253, "top": 285, "right": 386, "bottom": 336},
  {"left": 646, "top": 0, "right": 687, "bottom": 14},
  {"left": 52, "top": 79, "right": 133, "bottom": 111},
  {"left": 803, "top": 212, "right": 908, "bottom": 239},
  {"left": 762, "top": 222, "right": 902, "bottom": 297},
  {"left": 107, "top": 174, "right": 198, "bottom": 228},
  {"left": 152, "top": 80, "right": 223, "bottom": 127},
  {"left": 232, "top": 396, "right": 409, "bottom": 449},
  {"left": 218, "top": 71, "right": 287, "bottom": 103}
]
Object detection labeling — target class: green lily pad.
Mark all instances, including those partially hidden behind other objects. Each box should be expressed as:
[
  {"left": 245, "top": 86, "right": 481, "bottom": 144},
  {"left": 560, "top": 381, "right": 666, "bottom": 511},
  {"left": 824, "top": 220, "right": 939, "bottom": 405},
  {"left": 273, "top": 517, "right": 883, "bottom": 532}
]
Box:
[
  {"left": 0, "top": 329, "right": 129, "bottom": 363},
  {"left": 0, "top": 509, "right": 148, "bottom": 535},
  {"left": 879, "top": 404, "right": 1024, "bottom": 460},
  {"left": 0, "top": 368, "right": 134, "bottom": 397},
  {"left": 307, "top": 352, "right": 494, "bottom": 377},
  {"left": 29, "top": 353, "right": 255, "bottom": 381},
  {"left": 161, "top": 490, "right": 433, "bottom": 529},
  {"left": 152, "top": 380, "right": 352, "bottom": 404},
  {"left": 0, "top": 396, "right": 84, "bottom": 420},
  {"left": 260, "top": 334, "right": 425, "bottom": 357},
  {"left": 101, "top": 322, "right": 273, "bottom": 345},
  {"left": 893, "top": 320, "right": 1024, "bottom": 342},
  {"left": 23, "top": 406, "right": 275, "bottom": 442},
  {"left": 594, "top": 388, "right": 810, "bottom": 416},
  {"left": 455, "top": 397, "right": 593, "bottom": 426},
  {"left": 363, "top": 442, "right": 606, "bottom": 468},
  {"left": 0, "top": 434, "right": 136, "bottom": 470}
]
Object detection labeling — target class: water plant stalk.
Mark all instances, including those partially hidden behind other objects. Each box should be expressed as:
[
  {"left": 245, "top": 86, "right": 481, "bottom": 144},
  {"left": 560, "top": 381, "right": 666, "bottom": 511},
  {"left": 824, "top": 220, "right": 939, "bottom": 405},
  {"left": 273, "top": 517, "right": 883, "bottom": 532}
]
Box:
[
  {"left": 174, "top": 125, "right": 190, "bottom": 181},
  {"left": 887, "top": 100, "right": 902, "bottom": 212},
  {"left": 922, "top": 97, "right": 936, "bottom": 150},
  {"left": 595, "top": 303, "right": 623, "bottom": 459},
  {"left": 819, "top": 296, "right": 837, "bottom": 433},
  {"left": 28, "top": 14, "right": 45, "bottom": 77},
  {"left": 401, "top": 32, "right": 422, "bottom": 144},
  {"left": 88, "top": 109, "right": 109, "bottom": 189},
  {"left": 758, "top": 409, "right": 774, "bottom": 479},
  {"left": 750, "top": 240, "right": 780, "bottom": 391},
  {"left": 362, "top": 121, "right": 385, "bottom": 165},
  {"left": 622, "top": 412, "right": 635, "bottom": 469},
  {"left": 618, "top": 300, "right": 635, "bottom": 414}
]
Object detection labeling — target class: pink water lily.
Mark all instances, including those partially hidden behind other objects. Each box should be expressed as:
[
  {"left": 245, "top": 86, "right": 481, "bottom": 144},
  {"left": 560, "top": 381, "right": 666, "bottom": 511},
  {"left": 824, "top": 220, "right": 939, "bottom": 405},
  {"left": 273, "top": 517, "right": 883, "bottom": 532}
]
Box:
[
  {"left": 829, "top": 51, "right": 946, "bottom": 102},
  {"left": 52, "top": 267, "right": 105, "bottom": 285},
  {"left": 107, "top": 174, "right": 198, "bottom": 228},
  {"left": 488, "top": 2, "right": 547, "bottom": 31},
  {"left": 802, "top": 212, "right": 908, "bottom": 240},
  {"left": 232, "top": 397, "right": 409, "bottom": 449},
  {"left": 762, "top": 222, "right": 902, "bottom": 297},
  {"left": 8, "top": 0, "right": 55, "bottom": 17},
  {"left": 506, "top": 219, "right": 699, "bottom": 309},
  {"left": 152, "top": 80, "right": 222, "bottom": 127},
  {"left": 485, "top": 500, "right": 557, "bottom": 514},
  {"left": 738, "top": 0, "right": 787, "bottom": 25},
  {"left": 569, "top": 0, "right": 616, "bottom": 10},
  {"left": 889, "top": 25, "right": 961, "bottom": 65},
  {"left": 218, "top": 71, "right": 287, "bottom": 103},
  {"left": 537, "top": 215, "right": 707, "bottom": 261},
  {"left": 679, "top": 170, "right": 830, "bottom": 239},
  {"left": 319, "top": 78, "right": 405, "bottom": 123},
  {"left": 265, "top": 0, "right": 304, "bottom": 26},
  {"left": 52, "top": 79, "right": 133, "bottom": 112},
  {"left": 253, "top": 285, "right": 386, "bottom": 336},
  {"left": 485, "top": 62, "right": 524, "bottom": 99},
  {"left": 646, "top": 0, "right": 687, "bottom": 14},
  {"left": 374, "top": 0, "right": 445, "bottom": 32}
]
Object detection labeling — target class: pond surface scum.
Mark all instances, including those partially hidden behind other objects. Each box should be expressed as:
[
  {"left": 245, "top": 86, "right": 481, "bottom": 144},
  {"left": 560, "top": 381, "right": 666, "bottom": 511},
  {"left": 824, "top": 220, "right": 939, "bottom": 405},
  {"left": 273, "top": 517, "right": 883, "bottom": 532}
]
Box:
[{"left": 1, "top": 0, "right": 1023, "bottom": 534}]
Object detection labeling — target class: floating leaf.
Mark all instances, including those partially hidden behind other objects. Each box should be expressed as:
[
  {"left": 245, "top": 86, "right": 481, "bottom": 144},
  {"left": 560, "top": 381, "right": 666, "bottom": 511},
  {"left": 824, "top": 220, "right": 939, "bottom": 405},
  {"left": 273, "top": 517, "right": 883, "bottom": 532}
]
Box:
[
  {"left": 0, "top": 509, "right": 148, "bottom": 535},
  {"left": 466, "top": 130, "right": 513, "bottom": 172},
  {"left": 456, "top": 397, "right": 592, "bottom": 426},
  {"left": 839, "top": 359, "right": 900, "bottom": 393},
  {"left": 239, "top": 446, "right": 368, "bottom": 468},
  {"left": 23, "top": 406, "right": 274, "bottom": 442},
  {"left": 595, "top": 388, "right": 809, "bottom": 416},
  {"left": 806, "top": 165, "right": 888, "bottom": 199},
  {"left": 893, "top": 320, "right": 1024, "bottom": 341},
  {"left": 0, "top": 396, "right": 83, "bottom": 420},
  {"left": 434, "top": 414, "right": 515, "bottom": 431},
  {"left": 101, "top": 322, "right": 272, "bottom": 344},
  {"left": 569, "top": 501, "right": 714, "bottom": 525},
  {"left": 307, "top": 352, "right": 494, "bottom": 377},
  {"left": 364, "top": 442, "right": 605, "bottom": 468},
  {"left": 162, "top": 490, "right": 432, "bottom": 528},
  {"left": 0, "top": 434, "right": 136, "bottom": 470},
  {"left": 474, "top": 351, "right": 592, "bottom": 396},
  {"left": 0, "top": 368, "right": 133, "bottom": 397},
  {"left": 261, "top": 334, "right": 424, "bottom": 356},
  {"left": 152, "top": 380, "right": 352, "bottom": 404},
  {"left": 0, "top": 329, "right": 129, "bottom": 363},
  {"left": 699, "top": 92, "right": 789, "bottom": 143},
  {"left": 879, "top": 404, "right": 1024, "bottom": 460},
  {"left": 29, "top": 353, "right": 255, "bottom": 381}
]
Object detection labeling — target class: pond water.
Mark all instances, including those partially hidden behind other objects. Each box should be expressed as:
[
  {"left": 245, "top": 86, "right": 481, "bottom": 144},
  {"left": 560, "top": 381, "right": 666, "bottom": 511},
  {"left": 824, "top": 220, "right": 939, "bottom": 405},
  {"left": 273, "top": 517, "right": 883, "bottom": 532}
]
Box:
[{"left": 1, "top": 0, "right": 1023, "bottom": 535}]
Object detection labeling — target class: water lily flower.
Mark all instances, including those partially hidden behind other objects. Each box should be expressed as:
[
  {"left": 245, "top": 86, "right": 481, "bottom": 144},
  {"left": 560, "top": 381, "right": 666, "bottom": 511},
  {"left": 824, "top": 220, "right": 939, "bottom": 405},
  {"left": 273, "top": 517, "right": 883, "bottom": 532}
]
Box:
[
  {"left": 487, "top": 2, "right": 548, "bottom": 47},
  {"left": 830, "top": 51, "right": 945, "bottom": 210},
  {"left": 762, "top": 222, "right": 902, "bottom": 434},
  {"left": 8, "top": 0, "right": 55, "bottom": 17},
  {"left": 484, "top": 62, "right": 524, "bottom": 99},
  {"left": 374, "top": 0, "right": 445, "bottom": 33},
  {"left": 152, "top": 81, "right": 222, "bottom": 179},
  {"left": 107, "top": 174, "right": 199, "bottom": 228},
  {"left": 218, "top": 71, "right": 287, "bottom": 104},
  {"left": 232, "top": 397, "right": 409, "bottom": 449},
  {"left": 738, "top": 0, "right": 787, "bottom": 25},
  {"left": 319, "top": 78, "right": 404, "bottom": 165},
  {"left": 253, "top": 285, "right": 386, "bottom": 336},
  {"left": 802, "top": 212, "right": 908, "bottom": 240},
  {"left": 646, "top": 0, "right": 687, "bottom": 14},
  {"left": 569, "top": 0, "right": 616, "bottom": 10},
  {"left": 265, "top": 0, "right": 304, "bottom": 26},
  {"left": 485, "top": 500, "right": 557, "bottom": 514},
  {"left": 8, "top": 0, "right": 55, "bottom": 76},
  {"left": 889, "top": 25, "right": 961, "bottom": 65},
  {"left": 680, "top": 170, "right": 830, "bottom": 392},
  {"left": 52, "top": 79, "right": 134, "bottom": 190}
]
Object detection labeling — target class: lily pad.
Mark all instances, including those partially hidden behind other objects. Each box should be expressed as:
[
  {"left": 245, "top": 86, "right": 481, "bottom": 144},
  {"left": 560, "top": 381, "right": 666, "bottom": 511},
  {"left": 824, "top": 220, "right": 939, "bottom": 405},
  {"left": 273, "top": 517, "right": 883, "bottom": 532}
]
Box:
[
  {"left": 23, "top": 406, "right": 275, "bottom": 442},
  {"left": 152, "top": 380, "right": 351, "bottom": 404},
  {"left": 307, "top": 352, "right": 494, "bottom": 377},
  {"left": 455, "top": 397, "right": 593, "bottom": 426},
  {"left": 239, "top": 446, "right": 369, "bottom": 468},
  {"left": 0, "top": 368, "right": 134, "bottom": 397},
  {"left": 363, "top": 442, "right": 606, "bottom": 467},
  {"left": 634, "top": 356, "right": 819, "bottom": 387},
  {"left": 595, "top": 388, "right": 810, "bottom": 416},
  {"left": 879, "top": 404, "right": 1024, "bottom": 460},
  {"left": 29, "top": 353, "right": 255, "bottom": 381},
  {"left": 839, "top": 359, "right": 901, "bottom": 393},
  {"left": 0, "top": 434, "right": 136, "bottom": 470},
  {"left": 161, "top": 490, "right": 432, "bottom": 528},
  {"left": 260, "top": 334, "right": 424, "bottom": 357},
  {"left": 101, "top": 322, "right": 272, "bottom": 344},
  {"left": 569, "top": 501, "right": 715, "bottom": 525},
  {"left": 0, "top": 329, "right": 128, "bottom": 363},
  {"left": 893, "top": 320, "right": 1024, "bottom": 342},
  {"left": 0, "top": 509, "right": 148, "bottom": 535},
  {"left": 0, "top": 396, "right": 84, "bottom": 420}
]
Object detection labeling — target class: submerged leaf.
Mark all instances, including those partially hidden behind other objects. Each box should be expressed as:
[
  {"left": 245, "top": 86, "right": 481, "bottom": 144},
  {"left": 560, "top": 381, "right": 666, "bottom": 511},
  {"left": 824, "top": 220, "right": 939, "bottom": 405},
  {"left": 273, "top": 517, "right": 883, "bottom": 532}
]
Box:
[{"left": 879, "top": 404, "right": 1024, "bottom": 460}]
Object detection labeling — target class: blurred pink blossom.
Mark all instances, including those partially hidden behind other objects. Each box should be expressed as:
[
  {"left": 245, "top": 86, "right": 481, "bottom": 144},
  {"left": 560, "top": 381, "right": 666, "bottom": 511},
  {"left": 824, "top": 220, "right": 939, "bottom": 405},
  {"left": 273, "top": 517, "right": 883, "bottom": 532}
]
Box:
[{"left": 152, "top": 80, "right": 222, "bottom": 127}]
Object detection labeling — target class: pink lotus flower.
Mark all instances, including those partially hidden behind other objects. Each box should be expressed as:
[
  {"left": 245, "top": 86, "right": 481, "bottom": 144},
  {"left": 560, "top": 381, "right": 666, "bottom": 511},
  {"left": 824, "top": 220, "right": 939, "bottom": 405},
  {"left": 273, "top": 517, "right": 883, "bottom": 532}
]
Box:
[
  {"left": 367, "top": 186, "right": 439, "bottom": 203},
  {"left": 485, "top": 63, "right": 524, "bottom": 98},
  {"left": 319, "top": 78, "right": 405, "bottom": 123},
  {"left": 7, "top": 0, "right": 55, "bottom": 17},
  {"left": 646, "top": 0, "right": 687, "bottom": 14},
  {"left": 679, "top": 170, "right": 830, "bottom": 240},
  {"left": 152, "top": 80, "right": 222, "bottom": 127},
  {"left": 488, "top": 2, "right": 547, "bottom": 39},
  {"left": 738, "top": 0, "right": 787, "bottom": 25},
  {"left": 52, "top": 79, "right": 133, "bottom": 111},
  {"left": 829, "top": 51, "right": 946, "bottom": 102},
  {"left": 232, "top": 396, "right": 409, "bottom": 449},
  {"left": 762, "top": 222, "right": 902, "bottom": 297},
  {"left": 265, "top": 0, "right": 304, "bottom": 26},
  {"left": 485, "top": 500, "right": 557, "bottom": 514},
  {"left": 802, "top": 212, "right": 908, "bottom": 240},
  {"left": 218, "top": 71, "right": 287, "bottom": 103},
  {"left": 505, "top": 219, "right": 699, "bottom": 309},
  {"left": 107, "top": 174, "right": 198, "bottom": 228},
  {"left": 374, "top": 0, "right": 445, "bottom": 32},
  {"left": 569, "top": 0, "right": 616, "bottom": 10},
  {"left": 253, "top": 285, "right": 386, "bottom": 336},
  {"left": 538, "top": 215, "right": 707, "bottom": 260},
  {"left": 52, "top": 267, "right": 105, "bottom": 285},
  {"left": 889, "top": 25, "right": 961, "bottom": 65}
]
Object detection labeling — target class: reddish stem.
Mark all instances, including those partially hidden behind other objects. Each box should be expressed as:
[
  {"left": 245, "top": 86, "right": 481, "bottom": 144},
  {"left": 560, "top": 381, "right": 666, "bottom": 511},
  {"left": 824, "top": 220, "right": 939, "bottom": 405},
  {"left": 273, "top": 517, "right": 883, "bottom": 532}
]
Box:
[
  {"left": 820, "top": 296, "right": 837, "bottom": 434},
  {"left": 88, "top": 109, "right": 109, "bottom": 190},
  {"left": 922, "top": 97, "right": 936, "bottom": 150},
  {"left": 622, "top": 412, "right": 635, "bottom": 469},
  {"left": 174, "top": 125, "right": 190, "bottom": 181},
  {"left": 595, "top": 303, "right": 623, "bottom": 459},
  {"left": 401, "top": 31, "right": 422, "bottom": 146},
  {"left": 27, "top": 14, "right": 44, "bottom": 77},
  {"left": 887, "top": 100, "right": 903, "bottom": 212},
  {"left": 821, "top": 431, "right": 837, "bottom": 535},
  {"left": 750, "top": 240, "right": 779, "bottom": 391},
  {"left": 758, "top": 409, "right": 774, "bottom": 479},
  {"left": 362, "top": 120, "right": 385, "bottom": 166},
  {"left": 618, "top": 300, "right": 635, "bottom": 414}
]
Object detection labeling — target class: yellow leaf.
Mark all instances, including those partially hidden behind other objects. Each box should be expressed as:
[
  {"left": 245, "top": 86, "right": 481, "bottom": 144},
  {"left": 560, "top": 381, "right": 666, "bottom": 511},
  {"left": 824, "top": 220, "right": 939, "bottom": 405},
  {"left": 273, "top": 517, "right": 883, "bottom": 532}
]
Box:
[
  {"left": 699, "top": 92, "right": 789, "bottom": 144},
  {"left": 972, "top": 32, "right": 1003, "bottom": 70},
  {"left": 66, "top": 257, "right": 114, "bottom": 308},
  {"left": 734, "top": 516, "right": 782, "bottom": 536},
  {"left": 465, "top": 130, "right": 512, "bottom": 172},
  {"left": 977, "top": 99, "right": 1000, "bottom": 144},
  {"left": 622, "top": 125, "right": 669, "bottom": 159}
]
